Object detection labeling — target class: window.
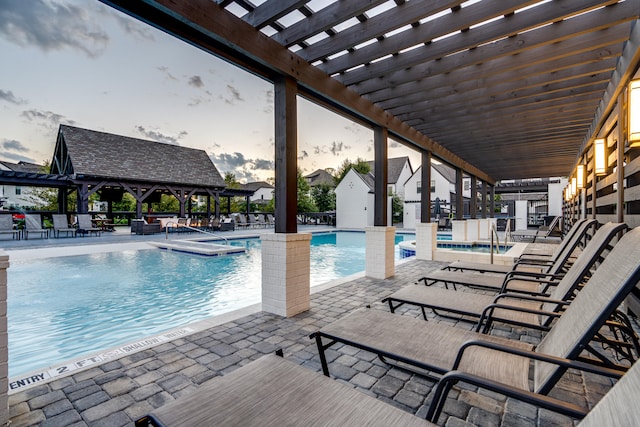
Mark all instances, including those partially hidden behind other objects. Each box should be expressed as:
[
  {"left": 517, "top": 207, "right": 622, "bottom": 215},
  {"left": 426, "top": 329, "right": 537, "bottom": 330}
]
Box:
[
  {"left": 417, "top": 181, "right": 421, "bottom": 194},
  {"left": 15, "top": 186, "right": 21, "bottom": 195},
  {"left": 464, "top": 180, "right": 470, "bottom": 191},
  {"left": 430, "top": 180, "right": 436, "bottom": 192}
]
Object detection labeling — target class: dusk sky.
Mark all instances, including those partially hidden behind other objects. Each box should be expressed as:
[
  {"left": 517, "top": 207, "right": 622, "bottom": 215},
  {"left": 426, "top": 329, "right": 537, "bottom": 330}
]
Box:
[{"left": 0, "top": 0, "right": 421, "bottom": 183}]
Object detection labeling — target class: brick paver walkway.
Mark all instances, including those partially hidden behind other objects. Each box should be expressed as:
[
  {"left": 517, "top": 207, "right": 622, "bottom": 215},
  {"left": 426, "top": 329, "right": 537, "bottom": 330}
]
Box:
[{"left": 9, "top": 259, "right": 615, "bottom": 426}]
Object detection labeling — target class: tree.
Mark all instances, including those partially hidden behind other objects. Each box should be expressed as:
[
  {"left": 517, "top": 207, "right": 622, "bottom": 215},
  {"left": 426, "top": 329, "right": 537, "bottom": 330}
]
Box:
[
  {"left": 297, "top": 168, "right": 317, "bottom": 212},
  {"left": 334, "top": 157, "right": 371, "bottom": 184},
  {"left": 311, "top": 183, "right": 335, "bottom": 212},
  {"left": 391, "top": 192, "right": 403, "bottom": 224}
]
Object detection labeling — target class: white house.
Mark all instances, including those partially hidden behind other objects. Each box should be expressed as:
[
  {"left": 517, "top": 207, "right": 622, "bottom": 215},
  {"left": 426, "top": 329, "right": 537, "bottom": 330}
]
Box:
[
  {"left": 242, "top": 181, "right": 275, "bottom": 203},
  {"left": 0, "top": 161, "right": 46, "bottom": 209},
  {"left": 335, "top": 168, "right": 392, "bottom": 229},
  {"left": 402, "top": 163, "right": 472, "bottom": 229},
  {"left": 366, "top": 156, "right": 413, "bottom": 199}
]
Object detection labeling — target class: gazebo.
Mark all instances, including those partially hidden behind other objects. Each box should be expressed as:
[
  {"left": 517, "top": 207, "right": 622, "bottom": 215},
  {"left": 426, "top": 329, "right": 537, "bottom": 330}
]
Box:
[{"left": 49, "top": 125, "right": 227, "bottom": 219}]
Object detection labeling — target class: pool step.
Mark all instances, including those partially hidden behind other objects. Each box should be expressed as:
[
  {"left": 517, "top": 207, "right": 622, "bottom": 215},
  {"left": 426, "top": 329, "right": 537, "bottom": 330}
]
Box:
[{"left": 150, "top": 240, "right": 246, "bottom": 256}]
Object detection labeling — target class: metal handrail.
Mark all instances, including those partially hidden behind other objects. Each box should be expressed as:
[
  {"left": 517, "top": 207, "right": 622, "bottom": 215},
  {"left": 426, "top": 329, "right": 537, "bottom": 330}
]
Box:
[
  {"left": 490, "top": 223, "right": 501, "bottom": 264},
  {"left": 165, "top": 221, "right": 229, "bottom": 245}
]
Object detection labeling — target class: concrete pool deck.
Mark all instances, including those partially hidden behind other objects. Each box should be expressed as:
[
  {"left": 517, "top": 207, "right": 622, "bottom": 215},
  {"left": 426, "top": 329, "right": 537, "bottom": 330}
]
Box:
[{"left": 6, "top": 251, "right": 618, "bottom": 427}]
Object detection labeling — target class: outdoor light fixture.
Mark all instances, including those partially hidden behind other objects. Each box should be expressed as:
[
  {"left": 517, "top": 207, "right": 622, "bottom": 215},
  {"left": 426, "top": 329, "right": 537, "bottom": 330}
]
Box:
[
  {"left": 576, "top": 164, "right": 585, "bottom": 189},
  {"left": 565, "top": 186, "right": 571, "bottom": 202},
  {"left": 629, "top": 79, "right": 640, "bottom": 146},
  {"left": 594, "top": 138, "right": 607, "bottom": 175},
  {"left": 571, "top": 177, "right": 577, "bottom": 197}
]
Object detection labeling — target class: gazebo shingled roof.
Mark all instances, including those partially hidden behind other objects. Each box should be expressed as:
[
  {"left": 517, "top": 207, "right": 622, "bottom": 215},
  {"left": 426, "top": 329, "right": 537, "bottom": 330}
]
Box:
[{"left": 52, "top": 125, "right": 225, "bottom": 188}]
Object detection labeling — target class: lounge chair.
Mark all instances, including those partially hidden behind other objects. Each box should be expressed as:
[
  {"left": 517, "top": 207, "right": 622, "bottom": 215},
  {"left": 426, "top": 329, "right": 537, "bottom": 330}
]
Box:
[
  {"left": 414, "top": 219, "right": 599, "bottom": 295},
  {"left": 383, "top": 222, "right": 627, "bottom": 331},
  {"left": 509, "top": 215, "right": 561, "bottom": 243},
  {"left": 312, "top": 225, "right": 640, "bottom": 400},
  {"left": 24, "top": 214, "right": 48, "bottom": 239},
  {"left": 444, "top": 218, "right": 595, "bottom": 275},
  {"left": 134, "top": 353, "right": 432, "bottom": 427},
  {"left": 52, "top": 214, "right": 76, "bottom": 238},
  {"left": 76, "top": 214, "right": 101, "bottom": 237},
  {"left": 134, "top": 349, "right": 640, "bottom": 427},
  {"left": 234, "top": 213, "right": 250, "bottom": 229},
  {"left": 0, "top": 215, "right": 20, "bottom": 240}
]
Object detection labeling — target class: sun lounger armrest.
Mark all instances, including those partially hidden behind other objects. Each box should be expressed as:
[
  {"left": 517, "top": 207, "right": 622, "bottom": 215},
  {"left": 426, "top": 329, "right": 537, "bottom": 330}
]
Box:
[
  {"left": 426, "top": 370, "right": 589, "bottom": 423},
  {"left": 514, "top": 258, "right": 555, "bottom": 267},
  {"left": 452, "top": 340, "right": 626, "bottom": 379},
  {"left": 492, "top": 293, "right": 570, "bottom": 305},
  {"left": 504, "top": 271, "right": 563, "bottom": 280},
  {"left": 476, "top": 303, "right": 563, "bottom": 332}
]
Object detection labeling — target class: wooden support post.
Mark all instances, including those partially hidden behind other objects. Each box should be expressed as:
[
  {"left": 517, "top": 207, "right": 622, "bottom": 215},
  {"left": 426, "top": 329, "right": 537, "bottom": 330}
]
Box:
[
  {"left": 421, "top": 151, "right": 431, "bottom": 223},
  {"left": 470, "top": 176, "right": 477, "bottom": 219},
  {"left": 274, "top": 76, "right": 297, "bottom": 233},
  {"left": 455, "top": 168, "right": 464, "bottom": 220},
  {"left": 490, "top": 185, "right": 495, "bottom": 218},
  {"left": 481, "top": 181, "right": 487, "bottom": 219},
  {"left": 374, "top": 126, "right": 388, "bottom": 226}
]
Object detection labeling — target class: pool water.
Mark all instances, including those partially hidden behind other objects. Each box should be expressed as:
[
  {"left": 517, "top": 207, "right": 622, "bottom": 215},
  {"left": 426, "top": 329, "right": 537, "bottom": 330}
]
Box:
[{"left": 8, "top": 232, "right": 413, "bottom": 377}]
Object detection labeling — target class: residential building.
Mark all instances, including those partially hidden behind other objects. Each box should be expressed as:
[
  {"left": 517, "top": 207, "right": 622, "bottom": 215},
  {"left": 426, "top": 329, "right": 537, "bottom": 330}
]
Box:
[
  {"left": 335, "top": 168, "right": 391, "bottom": 229},
  {"left": 0, "top": 161, "right": 46, "bottom": 209}
]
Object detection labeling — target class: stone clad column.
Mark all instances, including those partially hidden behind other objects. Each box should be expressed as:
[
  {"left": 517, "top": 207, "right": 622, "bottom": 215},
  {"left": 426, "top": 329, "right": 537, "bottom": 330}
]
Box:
[
  {"left": 366, "top": 226, "right": 395, "bottom": 279},
  {"left": 261, "top": 233, "right": 312, "bottom": 317},
  {"left": 0, "top": 252, "right": 8, "bottom": 426},
  {"left": 452, "top": 220, "right": 468, "bottom": 241},
  {"left": 415, "top": 222, "right": 437, "bottom": 260}
]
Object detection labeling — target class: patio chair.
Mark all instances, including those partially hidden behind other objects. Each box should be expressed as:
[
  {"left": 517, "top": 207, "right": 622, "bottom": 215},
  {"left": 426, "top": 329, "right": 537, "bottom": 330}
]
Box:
[
  {"left": 444, "top": 218, "right": 595, "bottom": 275},
  {"left": 414, "top": 219, "right": 598, "bottom": 295},
  {"left": 76, "top": 214, "right": 101, "bottom": 237},
  {"left": 52, "top": 214, "right": 76, "bottom": 238},
  {"left": 24, "top": 214, "right": 48, "bottom": 239},
  {"left": 234, "top": 213, "right": 250, "bottom": 229},
  {"left": 266, "top": 213, "right": 275, "bottom": 226},
  {"left": 312, "top": 225, "right": 640, "bottom": 400},
  {"left": 0, "top": 214, "right": 20, "bottom": 240},
  {"left": 383, "top": 222, "right": 627, "bottom": 332},
  {"left": 134, "top": 353, "right": 433, "bottom": 427}
]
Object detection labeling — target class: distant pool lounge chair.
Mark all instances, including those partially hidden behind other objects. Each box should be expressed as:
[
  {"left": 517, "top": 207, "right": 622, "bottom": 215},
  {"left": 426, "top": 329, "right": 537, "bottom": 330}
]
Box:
[
  {"left": 383, "top": 222, "right": 627, "bottom": 332},
  {"left": 76, "top": 214, "right": 101, "bottom": 237},
  {"left": 52, "top": 214, "right": 76, "bottom": 238},
  {"left": 24, "top": 214, "right": 49, "bottom": 239},
  {"left": 414, "top": 219, "right": 599, "bottom": 295},
  {"left": 0, "top": 214, "right": 20, "bottom": 240},
  {"left": 312, "top": 227, "right": 640, "bottom": 412},
  {"left": 444, "top": 218, "right": 596, "bottom": 275}
]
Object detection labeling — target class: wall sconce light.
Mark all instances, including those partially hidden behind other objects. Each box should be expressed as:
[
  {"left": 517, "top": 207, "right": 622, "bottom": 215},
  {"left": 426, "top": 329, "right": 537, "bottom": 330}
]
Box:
[
  {"left": 571, "top": 177, "right": 577, "bottom": 197},
  {"left": 629, "top": 79, "right": 640, "bottom": 147},
  {"left": 594, "top": 138, "right": 607, "bottom": 175},
  {"left": 576, "top": 164, "right": 585, "bottom": 189},
  {"left": 564, "top": 186, "right": 571, "bottom": 202}
]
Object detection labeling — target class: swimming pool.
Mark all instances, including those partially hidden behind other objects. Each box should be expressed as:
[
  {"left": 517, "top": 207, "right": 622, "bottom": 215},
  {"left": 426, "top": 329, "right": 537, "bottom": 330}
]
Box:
[{"left": 8, "top": 231, "right": 414, "bottom": 377}]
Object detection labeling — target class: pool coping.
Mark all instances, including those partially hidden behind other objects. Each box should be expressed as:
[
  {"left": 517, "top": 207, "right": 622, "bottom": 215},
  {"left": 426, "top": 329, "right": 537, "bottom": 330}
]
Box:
[{"left": 6, "top": 238, "right": 415, "bottom": 393}]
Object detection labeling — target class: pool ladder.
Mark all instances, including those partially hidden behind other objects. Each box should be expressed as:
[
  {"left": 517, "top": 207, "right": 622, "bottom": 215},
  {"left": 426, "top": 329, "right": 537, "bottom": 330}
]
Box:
[
  {"left": 490, "top": 220, "right": 512, "bottom": 264},
  {"left": 165, "top": 221, "right": 230, "bottom": 245}
]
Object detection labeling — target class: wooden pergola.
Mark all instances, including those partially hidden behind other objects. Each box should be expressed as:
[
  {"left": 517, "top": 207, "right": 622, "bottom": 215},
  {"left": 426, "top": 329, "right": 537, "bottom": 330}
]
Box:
[
  {"left": 98, "top": 0, "right": 639, "bottom": 229},
  {"left": 50, "top": 125, "right": 227, "bottom": 219}
]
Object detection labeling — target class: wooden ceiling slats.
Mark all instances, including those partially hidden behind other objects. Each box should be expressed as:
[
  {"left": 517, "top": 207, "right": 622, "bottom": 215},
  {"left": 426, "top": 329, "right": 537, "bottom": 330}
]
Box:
[
  {"left": 383, "top": 65, "right": 616, "bottom": 116},
  {"left": 271, "top": 0, "right": 388, "bottom": 47},
  {"left": 322, "top": 0, "right": 541, "bottom": 77},
  {"left": 373, "top": 55, "right": 618, "bottom": 110},
  {"left": 341, "top": 2, "right": 634, "bottom": 87},
  {"left": 244, "top": 0, "right": 309, "bottom": 29},
  {"left": 297, "top": 0, "right": 462, "bottom": 64}
]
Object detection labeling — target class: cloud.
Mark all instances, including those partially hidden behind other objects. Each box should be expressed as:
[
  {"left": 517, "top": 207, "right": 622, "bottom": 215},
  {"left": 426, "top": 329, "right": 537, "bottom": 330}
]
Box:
[
  {"left": 134, "top": 125, "right": 187, "bottom": 145},
  {"left": 108, "top": 10, "right": 155, "bottom": 41},
  {"left": 20, "top": 109, "right": 75, "bottom": 130},
  {"left": 210, "top": 152, "right": 274, "bottom": 182},
  {"left": 0, "top": 139, "right": 35, "bottom": 163},
  {"left": 298, "top": 150, "right": 309, "bottom": 161},
  {"left": 220, "top": 84, "right": 244, "bottom": 105},
  {"left": 0, "top": 89, "right": 26, "bottom": 105},
  {"left": 188, "top": 75, "right": 204, "bottom": 88},
  {"left": 263, "top": 89, "right": 274, "bottom": 114},
  {"left": 330, "top": 141, "right": 350, "bottom": 155},
  {"left": 1, "top": 139, "right": 29, "bottom": 152},
  {"left": 389, "top": 140, "right": 401, "bottom": 148},
  {"left": 0, "top": 0, "right": 109, "bottom": 58},
  {"left": 157, "top": 66, "right": 178, "bottom": 81},
  {"left": 0, "top": 150, "right": 36, "bottom": 163}
]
